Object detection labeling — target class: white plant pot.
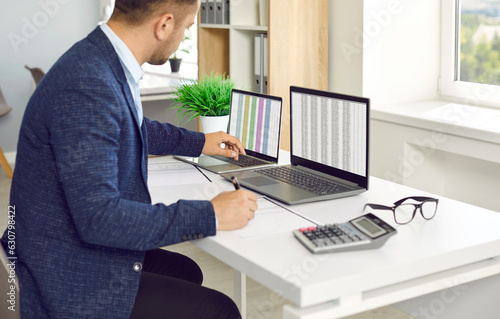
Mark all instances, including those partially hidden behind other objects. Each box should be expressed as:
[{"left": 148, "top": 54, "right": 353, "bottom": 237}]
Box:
[{"left": 201, "top": 115, "right": 230, "bottom": 134}]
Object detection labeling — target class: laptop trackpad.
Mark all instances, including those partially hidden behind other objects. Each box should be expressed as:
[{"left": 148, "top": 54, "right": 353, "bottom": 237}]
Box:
[{"left": 245, "top": 176, "right": 278, "bottom": 187}]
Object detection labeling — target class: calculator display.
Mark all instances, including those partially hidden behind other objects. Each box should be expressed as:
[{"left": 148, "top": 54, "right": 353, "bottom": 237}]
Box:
[{"left": 351, "top": 217, "right": 387, "bottom": 238}]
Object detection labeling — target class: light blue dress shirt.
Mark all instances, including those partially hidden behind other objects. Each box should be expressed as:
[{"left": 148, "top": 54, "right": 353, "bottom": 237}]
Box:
[{"left": 100, "top": 24, "right": 144, "bottom": 127}]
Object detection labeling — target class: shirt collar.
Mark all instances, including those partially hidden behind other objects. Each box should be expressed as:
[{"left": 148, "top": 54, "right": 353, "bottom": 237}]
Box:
[{"left": 100, "top": 23, "right": 143, "bottom": 85}]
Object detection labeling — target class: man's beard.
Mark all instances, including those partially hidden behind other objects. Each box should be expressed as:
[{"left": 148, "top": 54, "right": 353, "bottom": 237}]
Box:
[
  {"left": 148, "top": 51, "right": 169, "bottom": 65},
  {"left": 148, "top": 45, "right": 172, "bottom": 65}
]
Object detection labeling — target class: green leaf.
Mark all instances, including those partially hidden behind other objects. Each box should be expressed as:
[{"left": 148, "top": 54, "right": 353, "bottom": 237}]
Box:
[{"left": 170, "top": 72, "right": 236, "bottom": 125}]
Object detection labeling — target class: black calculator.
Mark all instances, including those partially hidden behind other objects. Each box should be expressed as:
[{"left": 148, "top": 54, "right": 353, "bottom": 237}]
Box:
[{"left": 293, "top": 213, "right": 397, "bottom": 254}]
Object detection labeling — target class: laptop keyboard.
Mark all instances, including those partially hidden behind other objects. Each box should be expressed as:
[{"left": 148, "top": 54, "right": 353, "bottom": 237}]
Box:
[
  {"left": 256, "top": 166, "right": 353, "bottom": 196},
  {"left": 210, "top": 155, "right": 270, "bottom": 167}
]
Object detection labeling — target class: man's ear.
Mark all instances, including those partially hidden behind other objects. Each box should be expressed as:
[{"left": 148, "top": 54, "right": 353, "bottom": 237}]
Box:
[{"left": 154, "top": 13, "right": 175, "bottom": 41}]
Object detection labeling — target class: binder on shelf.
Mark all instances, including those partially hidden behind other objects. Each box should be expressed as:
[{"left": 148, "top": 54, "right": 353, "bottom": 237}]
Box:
[
  {"left": 263, "top": 34, "right": 268, "bottom": 93},
  {"left": 208, "top": 0, "right": 215, "bottom": 24},
  {"left": 201, "top": 0, "right": 207, "bottom": 24},
  {"left": 215, "top": 0, "right": 223, "bottom": 24},
  {"left": 254, "top": 33, "right": 268, "bottom": 94},
  {"left": 254, "top": 33, "right": 263, "bottom": 93},
  {"left": 223, "top": 0, "right": 230, "bottom": 24},
  {"left": 222, "top": 0, "right": 230, "bottom": 24}
]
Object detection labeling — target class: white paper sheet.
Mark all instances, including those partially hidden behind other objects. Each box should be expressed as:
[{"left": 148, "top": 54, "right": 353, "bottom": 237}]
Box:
[
  {"left": 148, "top": 161, "right": 210, "bottom": 186},
  {"left": 235, "top": 197, "right": 317, "bottom": 239}
]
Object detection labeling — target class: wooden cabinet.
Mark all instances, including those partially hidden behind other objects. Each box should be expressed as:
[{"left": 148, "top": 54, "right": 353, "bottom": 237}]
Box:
[{"left": 198, "top": 0, "right": 328, "bottom": 150}]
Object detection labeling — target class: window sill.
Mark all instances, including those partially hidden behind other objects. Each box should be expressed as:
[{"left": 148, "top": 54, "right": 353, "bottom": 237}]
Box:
[
  {"left": 140, "top": 62, "right": 198, "bottom": 101},
  {"left": 371, "top": 100, "right": 500, "bottom": 146}
]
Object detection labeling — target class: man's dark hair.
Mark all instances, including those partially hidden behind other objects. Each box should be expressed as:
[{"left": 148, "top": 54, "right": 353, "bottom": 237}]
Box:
[{"left": 112, "top": 0, "right": 198, "bottom": 25}]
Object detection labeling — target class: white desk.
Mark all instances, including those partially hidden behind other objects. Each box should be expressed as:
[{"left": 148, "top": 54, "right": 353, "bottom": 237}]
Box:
[{"left": 148, "top": 156, "right": 500, "bottom": 319}]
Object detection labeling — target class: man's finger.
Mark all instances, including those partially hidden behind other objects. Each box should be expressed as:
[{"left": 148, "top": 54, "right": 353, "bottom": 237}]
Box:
[
  {"left": 223, "top": 136, "right": 246, "bottom": 156},
  {"left": 217, "top": 148, "right": 237, "bottom": 159}
]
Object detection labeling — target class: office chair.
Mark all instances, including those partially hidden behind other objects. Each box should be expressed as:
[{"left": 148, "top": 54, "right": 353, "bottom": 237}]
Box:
[
  {"left": 25, "top": 65, "right": 45, "bottom": 87},
  {"left": 0, "top": 87, "right": 13, "bottom": 178}
]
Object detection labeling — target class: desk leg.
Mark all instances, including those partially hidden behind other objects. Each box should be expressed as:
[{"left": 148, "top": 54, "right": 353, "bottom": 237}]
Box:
[{"left": 234, "top": 270, "right": 247, "bottom": 319}]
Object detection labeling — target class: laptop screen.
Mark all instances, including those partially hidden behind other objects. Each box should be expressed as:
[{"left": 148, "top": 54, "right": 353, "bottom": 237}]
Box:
[
  {"left": 228, "top": 89, "right": 282, "bottom": 159},
  {"left": 290, "top": 87, "right": 368, "bottom": 178}
]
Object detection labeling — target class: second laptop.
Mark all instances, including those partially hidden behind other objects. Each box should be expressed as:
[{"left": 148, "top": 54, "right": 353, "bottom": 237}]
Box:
[{"left": 175, "top": 89, "right": 283, "bottom": 174}]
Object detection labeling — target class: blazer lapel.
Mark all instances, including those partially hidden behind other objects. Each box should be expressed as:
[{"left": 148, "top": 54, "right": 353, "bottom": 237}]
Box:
[
  {"left": 87, "top": 28, "right": 149, "bottom": 189},
  {"left": 87, "top": 28, "right": 144, "bottom": 133}
]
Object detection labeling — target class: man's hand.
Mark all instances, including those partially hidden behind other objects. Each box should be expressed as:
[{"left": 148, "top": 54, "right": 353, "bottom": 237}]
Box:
[
  {"left": 211, "top": 190, "right": 258, "bottom": 230},
  {"left": 202, "top": 131, "right": 246, "bottom": 160}
]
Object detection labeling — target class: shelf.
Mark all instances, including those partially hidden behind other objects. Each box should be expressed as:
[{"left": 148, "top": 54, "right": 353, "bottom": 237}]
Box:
[
  {"left": 200, "top": 24, "right": 268, "bottom": 32},
  {"left": 232, "top": 25, "right": 268, "bottom": 32},
  {"left": 199, "top": 23, "right": 231, "bottom": 30},
  {"left": 198, "top": 0, "right": 329, "bottom": 150}
]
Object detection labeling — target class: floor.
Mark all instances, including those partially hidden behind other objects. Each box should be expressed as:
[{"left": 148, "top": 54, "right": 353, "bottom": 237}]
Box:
[{"left": 0, "top": 166, "right": 414, "bottom": 319}]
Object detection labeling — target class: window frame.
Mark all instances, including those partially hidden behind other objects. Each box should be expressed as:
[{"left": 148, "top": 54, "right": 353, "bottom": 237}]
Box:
[
  {"left": 440, "top": 0, "right": 500, "bottom": 108},
  {"left": 98, "top": 0, "right": 198, "bottom": 71}
]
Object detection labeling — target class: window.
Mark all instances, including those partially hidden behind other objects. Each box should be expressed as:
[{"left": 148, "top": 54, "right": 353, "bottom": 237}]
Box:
[
  {"left": 441, "top": 0, "right": 500, "bottom": 108},
  {"left": 98, "top": 0, "right": 198, "bottom": 66},
  {"left": 176, "top": 21, "right": 198, "bottom": 65}
]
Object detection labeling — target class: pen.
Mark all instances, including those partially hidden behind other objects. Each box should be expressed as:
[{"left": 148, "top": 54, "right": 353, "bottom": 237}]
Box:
[{"left": 231, "top": 176, "right": 241, "bottom": 190}]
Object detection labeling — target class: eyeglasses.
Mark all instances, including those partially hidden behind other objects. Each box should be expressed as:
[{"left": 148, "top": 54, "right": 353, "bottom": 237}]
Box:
[{"left": 364, "top": 196, "right": 439, "bottom": 225}]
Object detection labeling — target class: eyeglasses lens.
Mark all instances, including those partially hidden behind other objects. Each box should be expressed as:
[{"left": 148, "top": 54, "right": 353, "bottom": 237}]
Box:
[
  {"left": 394, "top": 204, "right": 415, "bottom": 224},
  {"left": 421, "top": 200, "right": 438, "bottom": 220}
]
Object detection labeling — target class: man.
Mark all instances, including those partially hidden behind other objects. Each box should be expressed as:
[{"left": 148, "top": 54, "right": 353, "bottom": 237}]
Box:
[{"left": 1, "top": 0, "right": 257, "bottom": 318}]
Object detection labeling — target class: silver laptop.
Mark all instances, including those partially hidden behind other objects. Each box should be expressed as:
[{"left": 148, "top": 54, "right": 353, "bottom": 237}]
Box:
[
  {"left": 221, "top": 86, "right": 369, "bottom": 205},
  {"left": 175, "top": 89, "right": 283, "bottom": 174}
]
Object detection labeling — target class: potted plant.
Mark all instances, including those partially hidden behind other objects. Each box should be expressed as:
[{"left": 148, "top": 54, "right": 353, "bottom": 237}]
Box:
[
  {"left": 171, "top": 73, "right": 236, "bottom": 133},
  {"left": 169, "top": 37, "right": 190, "bottom": 73}
]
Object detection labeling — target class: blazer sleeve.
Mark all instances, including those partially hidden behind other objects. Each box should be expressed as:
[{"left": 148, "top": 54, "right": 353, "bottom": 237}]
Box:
[
  {"left": 47, "top": 76, "right": 216, "bottom": 251},
  {"left": 145, "top": 117, "right": 206, "bottom": 157}
]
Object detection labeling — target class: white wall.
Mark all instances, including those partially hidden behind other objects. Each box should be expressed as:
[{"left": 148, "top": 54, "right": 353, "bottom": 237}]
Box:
[
  {"left": 362, "top": 0, "right": 441, "bottom": 105},
  {"left": 329, "top": 0, "right": 440, "bottom": 104},
  {"left": 329, "top": 0, "right": 364, "bottom": 97},
  {"left": 0, "top": 0, "right": 100, "bottom": 153}
]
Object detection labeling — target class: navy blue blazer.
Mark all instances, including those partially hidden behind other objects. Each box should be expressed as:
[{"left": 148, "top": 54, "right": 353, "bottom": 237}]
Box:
[{"left": 1, "top": 27, "right": 216, "bottom": 318}]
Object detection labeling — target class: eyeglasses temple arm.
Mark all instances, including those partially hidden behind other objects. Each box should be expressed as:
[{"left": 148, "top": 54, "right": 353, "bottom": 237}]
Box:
[{"left": 364, "top": 203, "right": 394, "bottom": 211}]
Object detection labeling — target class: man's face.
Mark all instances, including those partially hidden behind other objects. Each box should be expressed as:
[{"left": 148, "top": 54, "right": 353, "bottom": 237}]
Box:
[{"left": 148, "top": 1, "right": 199, "bottom": 65}]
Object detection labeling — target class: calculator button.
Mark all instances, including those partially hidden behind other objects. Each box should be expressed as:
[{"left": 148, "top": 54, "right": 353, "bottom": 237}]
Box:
[
  {"left": 340, "top": 235, "right": 353, "bottom": 243},
  {"left": 346, "top": 233, "right": 356, "bottom": 240},
  {"left": 331, "top": 237, "right": 343, "bottom": 245},
  {"left": 322, "top": 237, "right": 333, "bottom": 245},
  {"left": 313, "top": 239, "right": 324, "bottom": 247},
  {"left": 308, "top": 226, "right": 316, "bottom": 231}
]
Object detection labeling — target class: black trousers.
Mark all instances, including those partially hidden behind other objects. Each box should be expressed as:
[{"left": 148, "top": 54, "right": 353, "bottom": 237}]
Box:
[{"left": 130, "top": 249, "right": 241, "bottom": 319}]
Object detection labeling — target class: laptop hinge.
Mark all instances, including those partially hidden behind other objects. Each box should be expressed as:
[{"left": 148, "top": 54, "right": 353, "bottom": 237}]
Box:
[{"left": 296, "top": 165, "right": 359, "bottom": 187}]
